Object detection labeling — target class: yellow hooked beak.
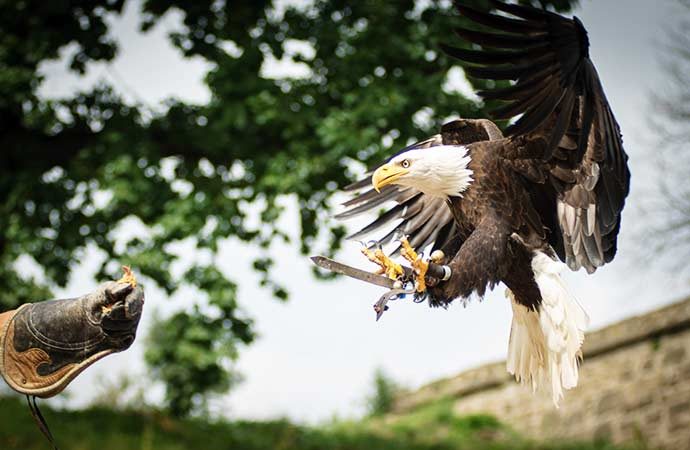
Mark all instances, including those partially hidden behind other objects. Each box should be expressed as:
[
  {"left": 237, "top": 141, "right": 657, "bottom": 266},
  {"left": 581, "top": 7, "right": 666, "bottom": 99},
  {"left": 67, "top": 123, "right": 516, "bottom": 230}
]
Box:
[{"left": 372, "top": 163, "right": 410, "bottom": 192}]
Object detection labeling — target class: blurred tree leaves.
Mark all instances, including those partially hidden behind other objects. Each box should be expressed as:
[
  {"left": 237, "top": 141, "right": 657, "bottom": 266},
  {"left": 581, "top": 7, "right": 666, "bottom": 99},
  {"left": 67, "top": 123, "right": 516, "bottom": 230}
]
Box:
[
  {"left": 0, "top": 0, "right": 576, "bottom": 416},
  {"left": 366, "top": 368, "right": 399, "bottom": 417}
]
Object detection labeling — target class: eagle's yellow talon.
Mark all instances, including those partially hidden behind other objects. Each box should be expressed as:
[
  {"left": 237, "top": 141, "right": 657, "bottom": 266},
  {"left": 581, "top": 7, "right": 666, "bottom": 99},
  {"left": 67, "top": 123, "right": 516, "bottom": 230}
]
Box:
[
  {"left": 430, "top": 250, "right": 445, "bottom": 264},
  {"left": 399, "top": 237, "right": 428, "bottom": 293},
  {"left": 412, "top": 258, "right": 429, "bottom": 293},
  {"left": 361, "top": 246, "right": 404, "bottom": 280},
  {"left": 399, "top": 237, "right": 418, "bottom": 263},
  {"left": 116, "top": 265, "right": 137, "bottom": 288}
]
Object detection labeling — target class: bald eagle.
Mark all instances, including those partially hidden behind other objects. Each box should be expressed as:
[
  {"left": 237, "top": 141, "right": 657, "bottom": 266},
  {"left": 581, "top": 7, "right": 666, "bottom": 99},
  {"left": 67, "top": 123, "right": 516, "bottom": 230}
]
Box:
[{"left": 338, "top": 1, "right": 630, "bottom": 404}]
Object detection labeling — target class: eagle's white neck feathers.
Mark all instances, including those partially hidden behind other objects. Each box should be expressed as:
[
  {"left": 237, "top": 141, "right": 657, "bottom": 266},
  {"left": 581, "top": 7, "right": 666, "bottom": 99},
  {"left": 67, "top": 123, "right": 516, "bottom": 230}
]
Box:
[{"left": 389, "top": 145, "right": 473, "bottom": 197}]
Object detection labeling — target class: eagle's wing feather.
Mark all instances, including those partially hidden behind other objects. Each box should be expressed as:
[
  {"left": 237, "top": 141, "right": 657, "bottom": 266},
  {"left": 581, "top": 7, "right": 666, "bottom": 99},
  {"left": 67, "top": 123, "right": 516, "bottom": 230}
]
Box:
[
  {"left": 337, "top": 136, "right": 457, "bottom": 255},
  {"left": 443, "top": 0, "right": 630, "bottom": 273},
  {"left": 338, "top": 120, "right": 501, "bottom": 255}
]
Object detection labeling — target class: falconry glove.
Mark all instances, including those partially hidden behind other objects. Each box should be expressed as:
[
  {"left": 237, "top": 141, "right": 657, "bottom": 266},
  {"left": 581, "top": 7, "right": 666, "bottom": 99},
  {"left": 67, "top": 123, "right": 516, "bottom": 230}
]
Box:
[
  {"left": 0, "top": 280, "right": 144, "bottom": 397},
  {"left": 0, "top": 271, "right": 144, "bottom": 449}
]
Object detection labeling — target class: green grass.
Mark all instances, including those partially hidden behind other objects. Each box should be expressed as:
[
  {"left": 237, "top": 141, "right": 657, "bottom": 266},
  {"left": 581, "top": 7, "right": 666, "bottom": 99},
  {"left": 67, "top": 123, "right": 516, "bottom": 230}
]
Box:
[{"left": 0, "top": 395, "right": 635, "bottom": 450}]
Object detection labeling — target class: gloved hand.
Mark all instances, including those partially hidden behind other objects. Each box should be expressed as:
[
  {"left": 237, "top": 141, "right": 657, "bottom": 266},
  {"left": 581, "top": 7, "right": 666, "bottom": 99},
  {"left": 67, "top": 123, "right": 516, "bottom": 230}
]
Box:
[{"left": 0, "top": 279, "right": 144, "bottom": 398}]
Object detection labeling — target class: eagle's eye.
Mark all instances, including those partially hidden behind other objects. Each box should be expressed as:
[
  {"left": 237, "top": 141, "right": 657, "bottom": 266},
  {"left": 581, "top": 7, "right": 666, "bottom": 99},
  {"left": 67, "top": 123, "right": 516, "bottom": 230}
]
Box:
[{"left": 401, "top": 159, "right": 410, "bottom": 169}]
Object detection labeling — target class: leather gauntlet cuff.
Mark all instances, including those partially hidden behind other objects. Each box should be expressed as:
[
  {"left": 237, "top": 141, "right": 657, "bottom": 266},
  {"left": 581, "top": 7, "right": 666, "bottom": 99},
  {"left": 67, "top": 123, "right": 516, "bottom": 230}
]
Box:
[{"left": 0, "top": 281, "right": 144, "bottom": 398}]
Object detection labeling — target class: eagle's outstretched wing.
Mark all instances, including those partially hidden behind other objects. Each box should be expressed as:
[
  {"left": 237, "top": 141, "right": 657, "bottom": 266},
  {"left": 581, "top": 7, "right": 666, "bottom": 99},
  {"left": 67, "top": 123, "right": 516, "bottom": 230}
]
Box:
[
  {"left": 337, "top": 119, "right": 501, "bottom": 255},
  {"left": 443, "top": 0, "right": 631, "bottom": 272}
]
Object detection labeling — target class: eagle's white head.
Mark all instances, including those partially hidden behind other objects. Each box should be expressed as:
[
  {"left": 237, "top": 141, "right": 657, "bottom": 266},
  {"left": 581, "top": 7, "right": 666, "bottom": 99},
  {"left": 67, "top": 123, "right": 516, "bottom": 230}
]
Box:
[{"left": 371, "top": 145, "right": 473, "bottom": 198}]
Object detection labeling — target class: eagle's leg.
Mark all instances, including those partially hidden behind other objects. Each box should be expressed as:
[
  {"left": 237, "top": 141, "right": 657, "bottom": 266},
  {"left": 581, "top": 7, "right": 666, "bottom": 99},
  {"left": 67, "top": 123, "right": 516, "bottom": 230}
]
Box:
[
  {"left": 400, "top": 237, "right": 429, "bottom": 293},
  {"left": 360, "top": 246, "right": 404, "bottom": 280}
]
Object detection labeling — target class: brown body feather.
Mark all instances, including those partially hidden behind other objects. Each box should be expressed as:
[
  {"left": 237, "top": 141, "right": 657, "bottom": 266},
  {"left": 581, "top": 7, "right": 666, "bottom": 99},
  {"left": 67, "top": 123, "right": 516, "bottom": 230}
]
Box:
[{"left": 428, "top": 140, "right": 547, "bottom": 308}]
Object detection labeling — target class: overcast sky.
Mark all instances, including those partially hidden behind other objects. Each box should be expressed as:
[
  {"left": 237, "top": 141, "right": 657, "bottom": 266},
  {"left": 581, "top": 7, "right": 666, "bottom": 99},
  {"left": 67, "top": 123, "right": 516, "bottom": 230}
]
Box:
[{"left": 34, "top": 0, "right": 689, "bottom": 423}]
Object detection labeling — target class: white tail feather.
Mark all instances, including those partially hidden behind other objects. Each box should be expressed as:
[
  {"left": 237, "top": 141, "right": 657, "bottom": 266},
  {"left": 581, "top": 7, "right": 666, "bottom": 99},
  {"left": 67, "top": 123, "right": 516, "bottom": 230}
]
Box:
[{"left": 506, "top": 251, "right": 589, "bottom": 406}]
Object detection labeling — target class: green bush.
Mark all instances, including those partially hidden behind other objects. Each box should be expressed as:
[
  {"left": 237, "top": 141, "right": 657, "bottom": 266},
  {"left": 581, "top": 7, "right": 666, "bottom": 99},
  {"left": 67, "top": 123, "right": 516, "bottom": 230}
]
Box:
[
  {"left": 365, "top": 368, "right": 399, "bottom": 417},
  {"left": 0, "top": 395, "right": 639, "bottom": 450}
]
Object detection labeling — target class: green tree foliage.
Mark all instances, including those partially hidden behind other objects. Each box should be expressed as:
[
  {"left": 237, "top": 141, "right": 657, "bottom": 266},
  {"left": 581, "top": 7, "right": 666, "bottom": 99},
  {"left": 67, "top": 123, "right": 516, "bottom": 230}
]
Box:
[
  {"left": 366, "top": 368, "right": 399, "bottom": 417},
  {"left": 0, "top": 0, "right": 576, "bottom": 416}
]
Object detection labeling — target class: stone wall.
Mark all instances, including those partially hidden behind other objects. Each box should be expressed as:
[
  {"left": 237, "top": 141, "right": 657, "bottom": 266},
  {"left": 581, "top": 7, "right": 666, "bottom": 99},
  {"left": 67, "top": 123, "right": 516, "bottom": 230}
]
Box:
[{"left": 393, "top": 298, "right": 690, "bottom": 450}]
